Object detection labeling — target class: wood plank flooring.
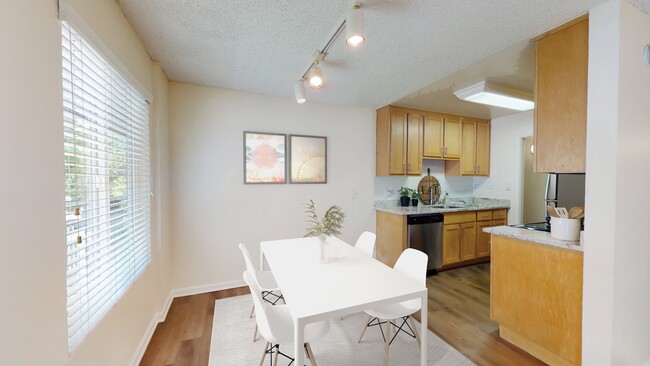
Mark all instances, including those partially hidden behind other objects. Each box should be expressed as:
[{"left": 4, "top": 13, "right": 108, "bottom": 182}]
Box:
[{"left": 140, "top": 264, "right": 545, "bottom": 366}]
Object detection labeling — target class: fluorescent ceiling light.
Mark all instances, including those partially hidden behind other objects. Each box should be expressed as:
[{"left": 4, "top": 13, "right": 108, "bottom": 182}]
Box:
[{"left": 454, "top": 81, "right": 534, "bottom": 111}]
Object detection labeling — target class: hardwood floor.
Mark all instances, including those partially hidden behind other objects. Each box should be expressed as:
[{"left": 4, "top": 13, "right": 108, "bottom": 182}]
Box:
[
  {"left": 425, "top": 263, "right": 546, "bottom": 366},
  {"left": 140, "top": 264, "right": 545, "bottom": 366}
]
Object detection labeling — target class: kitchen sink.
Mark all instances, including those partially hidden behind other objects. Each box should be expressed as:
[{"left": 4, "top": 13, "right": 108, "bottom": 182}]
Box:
[{"left": 428, "top": 204, "right": 465, "bottom": 209}]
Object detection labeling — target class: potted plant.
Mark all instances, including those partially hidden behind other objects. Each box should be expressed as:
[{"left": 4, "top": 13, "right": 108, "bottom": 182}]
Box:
[
  {"left": 398, "top": 187, "right": 411, "bottom": 207},
  {"left": 410, "top": 189, "right": 420, "bottom": 206},
  {"left": 304, "top": 200, "right": 345, "bottom": 263}
]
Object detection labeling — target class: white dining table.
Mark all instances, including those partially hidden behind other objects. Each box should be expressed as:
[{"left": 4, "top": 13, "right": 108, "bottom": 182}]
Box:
[{"left": 260, "top": 236, "right": 428, "bottom": 366}]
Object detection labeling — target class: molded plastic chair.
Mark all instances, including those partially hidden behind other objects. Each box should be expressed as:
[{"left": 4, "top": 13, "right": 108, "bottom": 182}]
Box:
[
  {"left": 357, "top": 248, "right": 428, "bottom": 366},
  {"left": 244, "top": 271, "right": 330, "bottom": 366},
  {"left": 354, "top": 231, "right": 377, "bottom": 258},
  {"left": 239, "top": 243, "right": 283, "bottom": 342}
]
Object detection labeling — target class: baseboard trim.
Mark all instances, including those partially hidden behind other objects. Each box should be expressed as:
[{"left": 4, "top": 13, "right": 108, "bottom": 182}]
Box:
[{"left": 129, "top": 279, "right": 246, "bottom": 366}]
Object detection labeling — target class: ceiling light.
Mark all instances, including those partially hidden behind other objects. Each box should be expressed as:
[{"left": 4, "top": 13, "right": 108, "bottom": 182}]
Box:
[
  {"left": 308, "top": 66, "right": 323, "bottom": 89},
  {"left": 346, "top": 6, "right": 365, "bottom": 47},
  {"left": 454, "top": 81, "right": 535, "bottom": 111},
  {"left": 294, "top": 81, "right": 306, "bottom": 104}
]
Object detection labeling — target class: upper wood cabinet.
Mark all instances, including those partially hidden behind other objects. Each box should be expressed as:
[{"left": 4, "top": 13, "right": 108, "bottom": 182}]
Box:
[
  {"left": 377, "top": 106, "right": 422, "bottom": 176},
  {"left": 445, "top": 118, "right": 490, "bottom": 176},
  {"left": 534, "top": 16, "right": 588, "bottom": 173},
  {"left": 422, "top": 113, "right": 461, "bottom": 159}
]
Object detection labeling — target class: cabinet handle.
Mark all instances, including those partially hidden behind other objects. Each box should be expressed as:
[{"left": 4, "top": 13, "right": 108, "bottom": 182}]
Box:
[
  {"left": 477, "top": 164, "right": 480, "bottom": 174},
  {"left": 445, "top": 147, "right": 448, "bottom": 156},
  {"left": 441, "top": 147, "right": 444, "bottom": 157}
]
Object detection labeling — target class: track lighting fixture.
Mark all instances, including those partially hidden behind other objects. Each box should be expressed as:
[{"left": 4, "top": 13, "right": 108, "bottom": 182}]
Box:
[
  {"left": 345, "top": 6, "right": 365, "bottom": 47},
  {"left": 308, "top": 66, "right": 324, "bottom": 89},
  {"left": 294, "top": 81, "right": 306, "bottom": 104},
  {"left": 294, "top": 1, "right": 366, "bottom": 103}
]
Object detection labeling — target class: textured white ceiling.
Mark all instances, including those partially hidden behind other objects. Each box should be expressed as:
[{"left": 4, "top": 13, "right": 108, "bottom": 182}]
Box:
[{"left": 117, "top": 0, "right": 609, "bottom": 109}]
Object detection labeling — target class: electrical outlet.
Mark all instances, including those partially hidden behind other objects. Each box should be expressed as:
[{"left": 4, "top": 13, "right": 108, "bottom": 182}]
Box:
[
  {"left": 384, "top": 189, "right": 391, "bottom": 197},
  {"left": 350, "top": 190, "right": 357, "bottom": 199}
]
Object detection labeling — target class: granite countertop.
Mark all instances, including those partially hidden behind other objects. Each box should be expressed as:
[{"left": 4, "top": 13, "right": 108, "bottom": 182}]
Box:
[
  {"left": 483, "top": 226, "right": 583, "bottom": 252},
  {"left": 374, "top": 197, "right": 510, "bottom": 215}
]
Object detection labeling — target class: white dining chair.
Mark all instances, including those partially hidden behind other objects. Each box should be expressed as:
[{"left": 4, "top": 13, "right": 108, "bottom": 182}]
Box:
[
  {"left": 244, "top": 271, "right": 330, "bottom": 366},
  {"left": 354, "top": 231, "right": 376, "bottom": 258},
  {"left": 357, "top": 248, "right": 428, "bottom": 366},
  {"left": 238, "top": 243, "right": 283, "bottom": 342}
]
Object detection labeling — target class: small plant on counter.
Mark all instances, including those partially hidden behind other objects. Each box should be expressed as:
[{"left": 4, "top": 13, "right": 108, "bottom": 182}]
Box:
[
  {"left": 304, "top": 200, "right": 345, "bottom": 239},
  {"left": 399, "top": 187, "right": 412, "bottom": 207},
  {"left": 410, "top": 189, "right": 420, "bottom": 206}
]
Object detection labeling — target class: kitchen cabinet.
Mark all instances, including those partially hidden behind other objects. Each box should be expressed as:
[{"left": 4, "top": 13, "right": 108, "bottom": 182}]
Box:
[
  {"left": 442, "top": 212, "right": 476, "bottom": 265},
  {"left": 534, "top": 16, "right": 588, "bottom": 173},
  {"left": 445, "top": 118, "right": 490, "bottom": 176},
  {"left": 476, "top": 209, "right": 507, "bottom": 257},
  {"left": 422, "top": 113, "right": 461, "bottom": 159},
  {"left": 491, "top": 234, "right": 583, "bottom": 366},
  {"left": 376, "top": 106, "right": 422, "bottom": 176}
]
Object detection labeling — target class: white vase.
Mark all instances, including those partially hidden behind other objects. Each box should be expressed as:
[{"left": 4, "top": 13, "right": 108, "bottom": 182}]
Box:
[{"left": 318, "top": 236, "right": 330, "bottom": 263}]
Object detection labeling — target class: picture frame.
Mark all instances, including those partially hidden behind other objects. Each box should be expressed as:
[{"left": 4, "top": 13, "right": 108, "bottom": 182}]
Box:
[
  {"left": 243, "top": 131, "right": 286, "bottom": 184},
  {"left": 289, "top": 134, "right": 327, "bottom": 184}
]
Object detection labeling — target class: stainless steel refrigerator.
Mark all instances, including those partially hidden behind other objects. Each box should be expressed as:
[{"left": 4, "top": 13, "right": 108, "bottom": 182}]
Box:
[{"left": 545, "top": 173, "right": 586, "bottom": 212}]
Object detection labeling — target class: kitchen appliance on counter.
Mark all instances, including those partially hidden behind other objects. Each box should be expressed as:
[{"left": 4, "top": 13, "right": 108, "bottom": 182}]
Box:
[{"left": 407, "top": 213, "right": 443, "bottom": 276}]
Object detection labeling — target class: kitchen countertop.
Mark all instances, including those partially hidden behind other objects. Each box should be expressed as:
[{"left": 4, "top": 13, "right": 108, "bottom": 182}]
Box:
[
  {"left": 374, "top": 197, "right": 510, "bottom": 215},
  {"left": 483, "top": 226, "right": 583, "bottom": 252}
]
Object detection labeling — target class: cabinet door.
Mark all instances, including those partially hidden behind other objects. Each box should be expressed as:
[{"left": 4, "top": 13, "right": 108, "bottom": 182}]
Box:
[
  {"left": 423, "top": 113, "right": 443, "bottom": 158},
  {"left": 476, "top": 221, "right": 492, "bottom": 257},
  {"left": 444, "top": 116, "right": 462, "bottom": 159},
  {"left": 406, "top": 113, "right": 423, "bottom": 175},
  {"left": 475, "top": 121, "right": 490, "bottom": 176},
  {"left": 460, "top": 222, "right": 477, "bottom": 261},
  {"left": 442, "top": 224, "right": 461, "bottom": 265},
  {"left": 534, "top": 18, "right": 588, "bottom": 173},
  {"left": 388, "top": 110, "right": 407, "bottom": 175},
  {"left": 492, "top": 219, "right": 507, "bottom": 226},
  {"left": 460, "top": 119, "right": 477, "bottom": 175}
]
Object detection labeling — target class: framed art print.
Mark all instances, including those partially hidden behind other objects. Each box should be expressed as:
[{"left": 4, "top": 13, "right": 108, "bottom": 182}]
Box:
[
  {"left": 289, "top": 135, "right": 327, "bottom": 184},
  {"left": 244, "top": 131, "right": 286, "bottom": 184}
]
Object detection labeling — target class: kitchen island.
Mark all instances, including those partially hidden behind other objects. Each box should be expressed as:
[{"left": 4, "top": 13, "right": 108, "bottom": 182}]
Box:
[{"left": 485, "top": 226, "right": 583, "bottom": 366}]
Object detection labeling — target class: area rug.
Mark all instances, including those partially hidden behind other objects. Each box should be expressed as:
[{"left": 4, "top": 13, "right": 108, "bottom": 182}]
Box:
[{"left": 208, "top": 295, "right": 475, "bottom": 365}]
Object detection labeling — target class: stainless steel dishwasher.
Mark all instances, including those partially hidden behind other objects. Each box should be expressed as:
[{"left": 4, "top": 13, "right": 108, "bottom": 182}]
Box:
[{"left": 407, "top": 213, "right": 443, "bottom": 276}]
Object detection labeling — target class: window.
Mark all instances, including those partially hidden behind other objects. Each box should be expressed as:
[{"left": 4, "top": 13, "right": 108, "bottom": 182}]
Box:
[{"left": 62, "top": 21, "right": 151, "bottom": 351}]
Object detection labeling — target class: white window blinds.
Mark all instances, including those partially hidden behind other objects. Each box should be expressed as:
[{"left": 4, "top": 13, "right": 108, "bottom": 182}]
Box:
[{"left": 62, "top": 21, "right": 151, "bottom": 352}]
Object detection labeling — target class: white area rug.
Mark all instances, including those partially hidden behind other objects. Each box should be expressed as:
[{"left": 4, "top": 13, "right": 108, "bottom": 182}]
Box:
[{"left": 208, "top": 295, "right": 475, "bottom": 366}]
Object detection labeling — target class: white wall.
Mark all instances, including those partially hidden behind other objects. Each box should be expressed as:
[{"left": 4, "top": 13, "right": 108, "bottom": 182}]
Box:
[
  {"left": 0, "top": 1, "right": 171, "bottom": 365},
  {"left": 583, "top": 1, "right": 650, "bottom": 364},
  {"left": 473, "top": 111, "right": 534, "bottom": 224},
  {"left": 168, "top": 83, "right": 376, "bottom": 289},
  {"left": 374, "top": 160, "right": 474, "bottom": 202}
]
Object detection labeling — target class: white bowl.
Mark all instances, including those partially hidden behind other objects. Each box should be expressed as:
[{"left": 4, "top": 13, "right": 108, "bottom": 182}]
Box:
[{"left": 550, "top": 217, "right": 581, "bottom": 241}]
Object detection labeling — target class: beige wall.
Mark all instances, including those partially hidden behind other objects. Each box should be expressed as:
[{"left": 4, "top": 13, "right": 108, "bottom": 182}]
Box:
[
  {"left": 0, "top": 1, "right": 171, "bottom": 365},
  {"left": 583, "top": 1, "right": 650, "bottom": 364},
  {"left": 168, "top": 82, "right": 376, "bottom": 289}
]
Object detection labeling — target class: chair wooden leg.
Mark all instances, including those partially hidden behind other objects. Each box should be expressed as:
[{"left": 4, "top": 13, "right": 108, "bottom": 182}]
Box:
[
  {"left": 249, "top": 304, "right": 255, "bottom": 318},
  {"left": 384, "top": 318, "right": 391, "bottom": 366},
  {"left": 358, "top": 314, "right": 373, "bottom": 343},
  {"left": 252, "top": 324, "right": 258, "bottom": 342},
  {"left": 305, "top": 343, "right": 318, "bottom": 366},
  {"left": 273, "top": 345, "right": 279, "bottom": 365},
  {"left": 408, "top": 316, "right": 421, "bottom": 349},
  {"left": 258, "top": 341, "right": 269, "bottom": 366}
]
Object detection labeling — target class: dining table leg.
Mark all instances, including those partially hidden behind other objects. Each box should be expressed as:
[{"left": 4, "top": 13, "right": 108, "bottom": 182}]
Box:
[
  {"left": 294, "top": 319, "right": 305, "bottom": 366},
  {"left": 420, "top": 292, "right": 428, "bottom": 366}
]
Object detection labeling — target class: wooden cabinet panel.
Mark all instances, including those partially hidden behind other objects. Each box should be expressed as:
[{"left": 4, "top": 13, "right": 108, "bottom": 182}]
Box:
[
  {"left": 534, "top": 17, "right": 588, "bottom": 173},
  {"left": 492, "top": 209, "right": 507, "bottom": 220},
  {"left": 442, "top": 224, "right": 461, "bottom": 265},
  {"left": 423, "top": 113, "right": 443, "bottom": 158},
  {"left": 476, "top": 121, "right": 490, "bottom": 176},
  {"left": 444, "top": 116, "right": 462, "bottom": 159},
  {"left": 476, "top": 210, "right": 492, "bottom": 221},
  {"left": 460, "top": 119, "right": 477, "bottom": 175},
  {"left": 375, "top": 211, "right": 407, "bottom": 267},
  {"left": 491, "top": 235, "right": 583, "bottom": 366},
  {"left": 460, "top": 222, "right": 477, "bottom": 261},
  {"left": 443, "top": 211, "right": 476, "bottom": 224},
  {"left": 388, "top": 110, "right": 407, "bottom": 175},
  {"left": 476, "top": 221, "right": 492, "bottom": 257},
  {"left": 406, "top": 113, "right": 423, "bottom": 175}
]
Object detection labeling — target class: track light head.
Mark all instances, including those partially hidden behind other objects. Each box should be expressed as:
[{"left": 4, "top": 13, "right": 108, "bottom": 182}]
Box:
[
  {"left": 294, "top": 81, "right": 306, "bottom": 104},
  {"left": 308, "top": 66, "right": 323, "bottom": 89},
  {"left": 346, "top": 7, "right": 365, "bottom": 47}
]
